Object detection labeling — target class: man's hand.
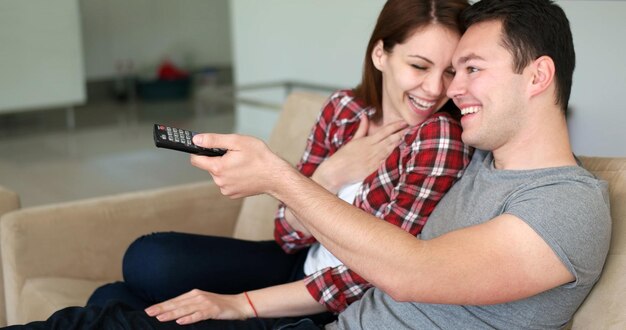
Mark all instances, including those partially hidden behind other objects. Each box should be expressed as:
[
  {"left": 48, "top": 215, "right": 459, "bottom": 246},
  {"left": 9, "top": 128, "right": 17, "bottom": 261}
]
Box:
[{"left": 190, "top": 134, "right": 294, "bottom": 198}]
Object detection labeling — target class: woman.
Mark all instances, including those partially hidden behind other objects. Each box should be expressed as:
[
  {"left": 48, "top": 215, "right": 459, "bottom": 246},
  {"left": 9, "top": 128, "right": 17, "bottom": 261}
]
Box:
[{"left": 87, "top": 0, "right": 472, "bottom": 328}]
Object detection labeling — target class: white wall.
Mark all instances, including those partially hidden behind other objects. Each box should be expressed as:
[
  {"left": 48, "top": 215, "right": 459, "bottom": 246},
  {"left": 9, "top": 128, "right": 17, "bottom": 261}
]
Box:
[
  {"left": 558, "top": 0, "right": 626, "bottom": 157},
  {"left": 231, "top": 0, "right": 626, "bottom": 156},
  {"left": 0, "top": 0, "right": 85, "bottom": 113},
  {"left": 0, "top": 0, "right": 232, "bottom": 114},
  {"left": 230, "top": 0, "right": 385, "bottom": 139},
  {"left": 231, "top": 0, "right": 384, "bottom": 88},
  {"left": 80, "top": 0, "right": 232, "bottom": 80}
]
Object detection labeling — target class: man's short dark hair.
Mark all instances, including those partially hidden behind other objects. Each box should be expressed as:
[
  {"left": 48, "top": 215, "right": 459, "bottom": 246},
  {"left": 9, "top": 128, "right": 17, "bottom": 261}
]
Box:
[{"left": 462, "top": 0, "right": 575, "bottom": 113}]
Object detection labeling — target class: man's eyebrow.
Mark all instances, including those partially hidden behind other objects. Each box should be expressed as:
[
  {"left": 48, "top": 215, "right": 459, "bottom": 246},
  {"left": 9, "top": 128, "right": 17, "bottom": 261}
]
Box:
[
  {"left": 456, "top": 53, "right": 485, "bottom": 65},
  {"left": 408, "top": 55, "right": 434, "bottom": 65}
]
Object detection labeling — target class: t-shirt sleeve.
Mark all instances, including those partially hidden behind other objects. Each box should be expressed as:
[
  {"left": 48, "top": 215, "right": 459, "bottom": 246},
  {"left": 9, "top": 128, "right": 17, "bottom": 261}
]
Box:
[{"left": 503, "top": 177, "right": 611, "bottom": 286}]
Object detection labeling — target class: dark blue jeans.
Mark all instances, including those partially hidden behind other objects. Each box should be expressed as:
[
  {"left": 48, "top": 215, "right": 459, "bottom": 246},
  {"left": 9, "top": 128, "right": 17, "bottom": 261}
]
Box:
[
  {"left": 89, "top": 232, "right": 309, "bottom": 308},
  {"left": 80, "top": 232, "right": 334, "bottom": 329}
]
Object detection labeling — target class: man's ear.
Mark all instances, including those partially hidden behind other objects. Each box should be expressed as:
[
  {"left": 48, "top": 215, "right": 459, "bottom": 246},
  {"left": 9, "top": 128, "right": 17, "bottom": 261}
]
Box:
[
  {"left": 371, "top": 40, "right": 386, "bottom": 71},
  {"left": 528, "top": 55, "right": 555, "bottom": 98}
]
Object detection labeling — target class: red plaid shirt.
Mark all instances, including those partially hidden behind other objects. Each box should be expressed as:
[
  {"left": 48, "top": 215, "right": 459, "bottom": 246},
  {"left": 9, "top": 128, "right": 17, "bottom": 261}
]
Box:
[{"left": 274, "top": 90, "right": 472, "bottom": 313}]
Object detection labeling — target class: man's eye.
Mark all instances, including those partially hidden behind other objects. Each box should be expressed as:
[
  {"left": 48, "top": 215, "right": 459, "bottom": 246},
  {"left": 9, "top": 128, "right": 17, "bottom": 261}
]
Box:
[
  {"left": 467, "top": 66, "right": 479, "bottom": 73},
  {"left": 444, "top": 69, "right": 456, "bottom": 77}
]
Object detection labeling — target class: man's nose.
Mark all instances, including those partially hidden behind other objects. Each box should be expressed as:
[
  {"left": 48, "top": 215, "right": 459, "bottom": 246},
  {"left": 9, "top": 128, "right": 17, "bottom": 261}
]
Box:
[{"left": 446, "top": 73, "right": 465, "bottom": 100}]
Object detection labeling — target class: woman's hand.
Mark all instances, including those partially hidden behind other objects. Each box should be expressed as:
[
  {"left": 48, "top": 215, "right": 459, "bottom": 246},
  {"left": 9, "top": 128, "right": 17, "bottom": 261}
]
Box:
[
  {"left": 145, "top": 281, "right": 326, "bottom": 325},
  {"left": 312, "top": 114, "right": 408, "bottom": 193},
  {"left": 144, "top": 289, "right": 252, "bottom": 325},
  {"left": 284, "top": 116, "right": 407, "bottom": 233}
]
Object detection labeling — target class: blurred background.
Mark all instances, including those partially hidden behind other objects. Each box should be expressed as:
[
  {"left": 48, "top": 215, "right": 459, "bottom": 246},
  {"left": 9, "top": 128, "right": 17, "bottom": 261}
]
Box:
[{"left": 0, "top": 0, "right": 624, "bottom": 207}]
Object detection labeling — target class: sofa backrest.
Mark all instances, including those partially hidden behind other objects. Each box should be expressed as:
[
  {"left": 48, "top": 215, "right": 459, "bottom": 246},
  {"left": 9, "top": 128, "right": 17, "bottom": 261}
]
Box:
[
  {"left": 0, "top": 186, "right": 19, "bottom": 217},
  {"left": 233, "top": 91, "right": 327, "bottom": 240},
  {"left": 570, "top": 156, "right": 626, "bottom": 328}
]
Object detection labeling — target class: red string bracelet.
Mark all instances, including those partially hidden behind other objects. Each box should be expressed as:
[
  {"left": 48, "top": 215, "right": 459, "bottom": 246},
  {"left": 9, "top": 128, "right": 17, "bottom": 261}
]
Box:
[{"left": 244, "top": 291, "right": 258, "bottom": 318}]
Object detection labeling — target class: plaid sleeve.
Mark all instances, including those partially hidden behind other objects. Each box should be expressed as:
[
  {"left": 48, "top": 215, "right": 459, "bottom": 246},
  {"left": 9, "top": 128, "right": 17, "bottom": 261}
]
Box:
[
  {"left": 359, "top": 113, "right": 472, "bottom": 236},
  {"left": 305, "top": 114, "right": 472, "bottom": 312},
  {"left": 273, "top": 91, "right": 360, "bottom": 253},
  {"left": 304, "top": 265, "right": 370, "bottom": 314}
]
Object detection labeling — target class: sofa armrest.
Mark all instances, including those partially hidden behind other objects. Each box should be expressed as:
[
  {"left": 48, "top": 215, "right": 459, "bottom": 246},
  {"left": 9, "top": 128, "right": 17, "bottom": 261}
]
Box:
[{"left": 1, "top": 181, "right": 242, "bottom": 322}]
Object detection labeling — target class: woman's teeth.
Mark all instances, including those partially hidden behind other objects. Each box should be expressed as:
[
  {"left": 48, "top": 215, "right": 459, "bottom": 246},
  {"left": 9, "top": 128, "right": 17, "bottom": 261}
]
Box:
[
  {"left": 461, "top": 106, "right": 481, "bottom": 115},
  {"left": 409, "top": 95, "right": 435, "bottom": 110}
]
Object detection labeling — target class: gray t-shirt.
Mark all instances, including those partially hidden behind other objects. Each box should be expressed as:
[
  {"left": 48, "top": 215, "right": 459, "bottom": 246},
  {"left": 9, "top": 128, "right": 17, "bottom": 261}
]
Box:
[{"left": 328, "top": 150, "right": 611, "bottom": 329}]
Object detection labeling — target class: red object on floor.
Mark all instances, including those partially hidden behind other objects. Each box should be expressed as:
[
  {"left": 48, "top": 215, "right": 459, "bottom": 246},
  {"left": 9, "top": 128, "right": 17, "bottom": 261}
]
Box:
[{"left": 157, "top": 59, "right": 188, "bottom": 80}]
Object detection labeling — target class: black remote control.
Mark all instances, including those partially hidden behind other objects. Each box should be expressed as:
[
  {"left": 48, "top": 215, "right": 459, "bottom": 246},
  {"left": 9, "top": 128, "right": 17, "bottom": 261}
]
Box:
[{"left": 153, "top": 124, "right": 227, "bottom": 157}]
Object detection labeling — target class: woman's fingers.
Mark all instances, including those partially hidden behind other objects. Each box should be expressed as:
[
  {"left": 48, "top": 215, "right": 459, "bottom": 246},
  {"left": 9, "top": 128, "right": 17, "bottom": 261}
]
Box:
[
  {"left": 145, "top": 290, "right": 247, "bottom": 325},
  {"left": 146, "top": 289, "right": 213, "bottom": 322},
  {"left": 353, "top": 113, "right": 370, "bottom": 139},
  {"left": 161, "top": 298, "right": 213, "bottom": 324}
]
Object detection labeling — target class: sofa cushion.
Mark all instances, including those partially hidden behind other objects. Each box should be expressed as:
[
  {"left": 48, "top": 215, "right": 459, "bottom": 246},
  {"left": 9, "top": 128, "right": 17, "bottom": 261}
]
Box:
[{"left": 19, "top": 277, "right": 105, "bottom": 323}]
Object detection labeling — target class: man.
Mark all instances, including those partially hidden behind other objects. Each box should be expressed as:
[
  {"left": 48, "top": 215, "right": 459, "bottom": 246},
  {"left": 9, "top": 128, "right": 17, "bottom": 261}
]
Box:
[
  {"left": 189, "top": 0, "right": 610, "bottom": 328},
  {"left": 7, "top": 0, "right": 610, "bottom": 329}
]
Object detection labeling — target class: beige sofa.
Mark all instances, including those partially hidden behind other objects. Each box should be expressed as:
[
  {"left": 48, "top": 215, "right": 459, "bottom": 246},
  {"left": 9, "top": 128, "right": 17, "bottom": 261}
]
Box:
[
  {"left": 0, "top": 91, "right": 325, "bottom": 326},
  {"left": 0, "top": 185, "right": 20, "bottom": 326},
  {"left": 1, "top": 92, "right": 624, "bottom": 329}
]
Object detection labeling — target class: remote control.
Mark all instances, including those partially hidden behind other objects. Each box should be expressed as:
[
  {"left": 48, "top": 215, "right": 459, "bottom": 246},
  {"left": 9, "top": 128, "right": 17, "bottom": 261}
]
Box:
[{"left": 153, "top": 124, "right": 227, "bottom": 157}]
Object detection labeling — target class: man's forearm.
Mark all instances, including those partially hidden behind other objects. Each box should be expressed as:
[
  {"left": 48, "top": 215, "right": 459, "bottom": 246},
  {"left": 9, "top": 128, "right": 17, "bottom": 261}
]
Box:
[
  {"left": 283, "top": 207, "right": 312, "bottom": 236},
  {"left": 271, "top": 167, "right": 423, "bottom": 298},
  {"left": 189, "top": 133, "right": 424, "bottom": 299}
]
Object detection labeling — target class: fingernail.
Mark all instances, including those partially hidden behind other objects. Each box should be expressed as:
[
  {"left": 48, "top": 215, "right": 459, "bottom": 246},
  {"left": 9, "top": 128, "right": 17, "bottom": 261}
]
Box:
[
  {"left": 193, "top": 135, "right": 203, "bottom": 144},
  {"left": 144, "top": 307, "right": 155, "bottom": 316}
]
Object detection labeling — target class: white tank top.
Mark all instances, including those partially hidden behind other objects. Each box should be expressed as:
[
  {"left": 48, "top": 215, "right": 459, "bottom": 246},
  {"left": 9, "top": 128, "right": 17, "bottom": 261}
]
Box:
[{"left": 303, "top": 181, "right": 362, "bottom": 275}]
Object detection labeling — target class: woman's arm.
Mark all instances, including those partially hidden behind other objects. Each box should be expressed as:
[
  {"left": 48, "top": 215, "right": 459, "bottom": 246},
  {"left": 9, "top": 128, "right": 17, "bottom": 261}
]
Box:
[
  {"left": 144, "top": 280, "right": 327, "bottom": 325},
  {"left": 273, "top": 93, "right": 339, "bottom": 251},
  {"left": 277, "top": 114, "right": 408, "bottom": 248},
  {"left": 275, "top": 91, "right": 407, "bottom": 252},
  {"left": 358, "top": 115, "right": 471, "bottom": 237}
]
